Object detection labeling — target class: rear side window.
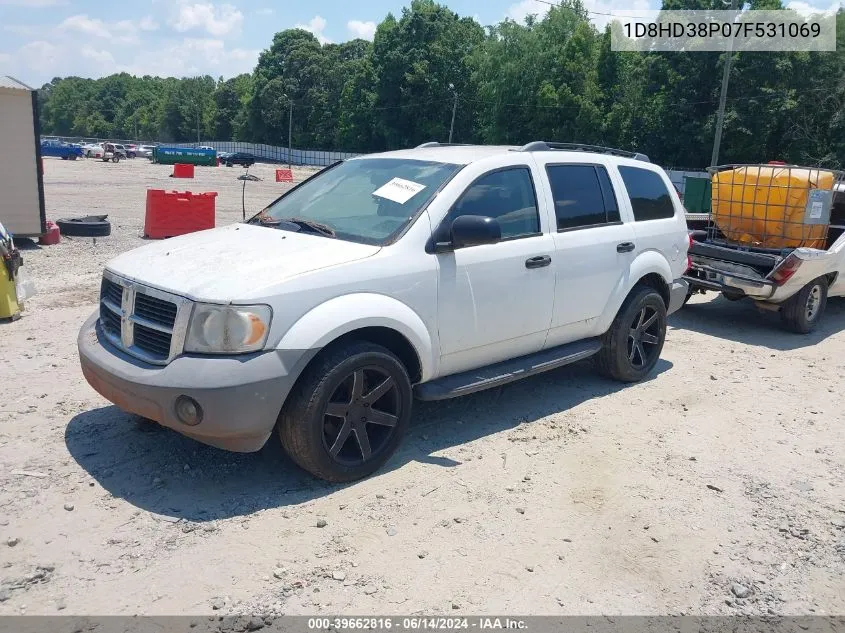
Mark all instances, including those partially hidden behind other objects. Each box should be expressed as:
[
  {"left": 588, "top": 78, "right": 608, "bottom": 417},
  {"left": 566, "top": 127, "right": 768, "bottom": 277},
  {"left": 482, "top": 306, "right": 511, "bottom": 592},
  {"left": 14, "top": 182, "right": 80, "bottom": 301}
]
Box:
[
  {"left": 619, "top": 166, "right": 676, "bottom": 221},
  {"left": 546, "top": 164, "right": 620, "bottom": 230}
]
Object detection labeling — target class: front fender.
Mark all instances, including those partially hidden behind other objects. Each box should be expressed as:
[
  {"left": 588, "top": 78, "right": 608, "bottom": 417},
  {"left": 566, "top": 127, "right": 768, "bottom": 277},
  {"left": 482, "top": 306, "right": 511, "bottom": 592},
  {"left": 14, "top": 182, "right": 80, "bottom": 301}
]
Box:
[
  {"left": 595, "top": 250, "right": 674, "bottom": 333},
  {"left": 275, "top": 293, "right": 436, "bottom": 382}
]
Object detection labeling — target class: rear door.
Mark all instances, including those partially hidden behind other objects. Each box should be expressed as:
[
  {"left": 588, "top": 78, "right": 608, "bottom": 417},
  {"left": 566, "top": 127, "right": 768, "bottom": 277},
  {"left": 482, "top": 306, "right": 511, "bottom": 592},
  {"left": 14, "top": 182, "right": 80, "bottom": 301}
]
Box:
[
  {"left": 617, "top": 165, "right": 688, "bottom": 280},
  {"left": 533, "top": 158, "right": 636, "bottom": 346}
]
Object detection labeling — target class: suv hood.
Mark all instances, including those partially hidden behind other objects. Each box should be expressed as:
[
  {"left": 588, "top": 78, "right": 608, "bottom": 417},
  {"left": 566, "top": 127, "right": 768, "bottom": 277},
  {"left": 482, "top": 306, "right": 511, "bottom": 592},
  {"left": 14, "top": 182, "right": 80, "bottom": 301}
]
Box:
[{"left": 106, "top": 223, "right": 380, "bottom": 302}]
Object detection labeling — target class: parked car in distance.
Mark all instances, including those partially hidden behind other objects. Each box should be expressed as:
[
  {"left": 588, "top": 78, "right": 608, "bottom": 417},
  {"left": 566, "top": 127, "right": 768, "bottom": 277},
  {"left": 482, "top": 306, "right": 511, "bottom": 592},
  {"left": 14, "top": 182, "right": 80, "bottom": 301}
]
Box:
[
  {"left": 198, "top": 145, "right": 215, "bottom": 152},
  {"left": 78, "top": 141, "right": 690, "bottom": 483},
  {"left": 101, "top": 143, "right": 127, "bottom": 163},
  {"left": 137, "top": 145, "right": 156, "bottom": 159},
  {"left": 40, "top": 139, "right": 83, "bottom": 160},
  {"left": 82, "top": 143, "right": 104, "bottom": 158},
  {"left": 224, "top": 152, "right": 256, "bottom": 167}
]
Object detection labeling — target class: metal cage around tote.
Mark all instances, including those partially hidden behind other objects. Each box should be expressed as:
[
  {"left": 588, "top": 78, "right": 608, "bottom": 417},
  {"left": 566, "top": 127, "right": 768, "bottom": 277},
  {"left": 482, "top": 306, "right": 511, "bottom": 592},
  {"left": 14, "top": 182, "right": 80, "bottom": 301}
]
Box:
[{"left": 705, "top": 163, "right": 845, "bottom": 254}]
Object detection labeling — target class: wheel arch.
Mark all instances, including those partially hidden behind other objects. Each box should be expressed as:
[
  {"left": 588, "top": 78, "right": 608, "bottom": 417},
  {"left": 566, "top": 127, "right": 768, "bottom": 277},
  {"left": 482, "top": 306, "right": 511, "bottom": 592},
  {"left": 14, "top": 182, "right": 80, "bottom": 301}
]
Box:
[
  {"left": 274, "top": 293, "right": 436, "bottom": 384},
  {"left": 596, "top": 251, "right": 674, "bottom": 334}
]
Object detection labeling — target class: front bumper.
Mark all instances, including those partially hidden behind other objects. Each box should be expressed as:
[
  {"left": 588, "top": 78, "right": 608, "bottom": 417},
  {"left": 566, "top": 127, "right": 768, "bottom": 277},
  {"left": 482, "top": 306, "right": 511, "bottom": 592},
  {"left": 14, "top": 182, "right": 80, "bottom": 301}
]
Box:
[{"left": 77, "top": 311, "right": 301, "bottom": 452}]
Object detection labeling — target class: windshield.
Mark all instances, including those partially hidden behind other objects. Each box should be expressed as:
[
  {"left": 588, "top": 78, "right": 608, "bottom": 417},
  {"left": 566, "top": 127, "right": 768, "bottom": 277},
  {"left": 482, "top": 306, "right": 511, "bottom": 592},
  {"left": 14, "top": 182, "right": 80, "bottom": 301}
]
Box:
[{"left": 256, "top": 158, "right": 462, "bottom": 244}]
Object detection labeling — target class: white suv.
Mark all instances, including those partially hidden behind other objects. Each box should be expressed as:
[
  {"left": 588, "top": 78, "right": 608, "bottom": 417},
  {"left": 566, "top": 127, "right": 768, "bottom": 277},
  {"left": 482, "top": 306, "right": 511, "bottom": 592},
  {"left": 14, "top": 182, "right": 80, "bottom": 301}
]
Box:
[{"left": 78, "top": 142, "right": 690, "bottom": 482}]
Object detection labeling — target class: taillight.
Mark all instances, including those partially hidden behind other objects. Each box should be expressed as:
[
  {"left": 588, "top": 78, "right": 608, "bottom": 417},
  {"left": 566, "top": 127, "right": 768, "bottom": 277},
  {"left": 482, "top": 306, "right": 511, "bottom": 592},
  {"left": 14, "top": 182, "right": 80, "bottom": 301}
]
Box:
[
  {"left": 685, "top": 233, "right": 693, "bottom": 272},
  {"left": 770, "top": 254, "right": 802, "bottom": 285}
]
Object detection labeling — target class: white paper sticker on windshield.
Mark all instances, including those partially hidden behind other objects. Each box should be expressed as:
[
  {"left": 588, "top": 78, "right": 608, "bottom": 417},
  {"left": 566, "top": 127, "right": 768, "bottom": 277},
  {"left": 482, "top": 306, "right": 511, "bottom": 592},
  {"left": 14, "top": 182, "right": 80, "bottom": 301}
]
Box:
[{"left": 372, "top": 178, "right": 426, "bottom": 204}]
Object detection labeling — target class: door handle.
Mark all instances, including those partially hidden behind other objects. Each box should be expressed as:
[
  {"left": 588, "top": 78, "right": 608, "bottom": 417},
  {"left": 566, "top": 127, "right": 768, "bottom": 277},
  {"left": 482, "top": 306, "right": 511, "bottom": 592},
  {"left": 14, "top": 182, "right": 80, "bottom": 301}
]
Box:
[
  {"left": 525, "top": 255, "right": 552, "bottom": 269},
  {"left": 617, "top": 242, "right": 636, "bottom": 253}
]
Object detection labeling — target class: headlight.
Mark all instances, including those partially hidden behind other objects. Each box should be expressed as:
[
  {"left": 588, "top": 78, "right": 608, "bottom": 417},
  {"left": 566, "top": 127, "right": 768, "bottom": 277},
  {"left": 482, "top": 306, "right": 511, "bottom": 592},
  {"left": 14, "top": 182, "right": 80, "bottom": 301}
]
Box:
[{"left": 184, "top": 304, "right": 272, "bottom": 354}]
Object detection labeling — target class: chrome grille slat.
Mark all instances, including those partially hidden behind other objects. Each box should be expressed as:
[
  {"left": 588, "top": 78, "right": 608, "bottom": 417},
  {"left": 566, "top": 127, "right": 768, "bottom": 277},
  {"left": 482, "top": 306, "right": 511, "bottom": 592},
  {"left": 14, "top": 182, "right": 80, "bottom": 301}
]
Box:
[
  {"left": 97, "top": 272, "right": 190, "bottom": 365},
  {"left": 133, "top": 325, "right": 172, "bottom": 355},
  {"left": 134, "top": 293, "right": 177, "bottom": 327},
  {"left": 101, "top": 278, "right": 123, "bottom": 307}
]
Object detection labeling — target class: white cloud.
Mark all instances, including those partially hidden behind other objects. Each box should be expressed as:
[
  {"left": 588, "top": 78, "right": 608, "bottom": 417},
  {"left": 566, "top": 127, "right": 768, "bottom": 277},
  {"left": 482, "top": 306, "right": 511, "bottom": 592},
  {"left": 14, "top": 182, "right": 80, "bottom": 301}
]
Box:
[
  {"left": 81, "top": 46, "right": 116, "bottom": 67},
  {"left": 0, "top": 0, "right": 66, "bottom": 6},
  {"left": 295, "top": 15, "right": 332, "bottom": 45},
  {"left": 172, "top": 2, "right": 244, "bottom": 37},
  {"left": 138, "top": 16, "right": 160, "bottom": 31},
  {"left": 127, "top": 38, "right": 259, "bottom": 78},
  {"left": 58, "top": 14, "right": 143, "bottom": 44},
  {"left": 785, "top": 0, "right": 841, "bottom": 15},
  {"left": 347, "top": 19, "right": 377, "bottom": 40},
  {"left": 506, "top": 0, "right": 548, "bottom": 23},
  {"left": 12, "top": 41, "right": 59, "bottom": 75},
  {"left": 59, "top": 14, "right": 112, "bottom": 38}
]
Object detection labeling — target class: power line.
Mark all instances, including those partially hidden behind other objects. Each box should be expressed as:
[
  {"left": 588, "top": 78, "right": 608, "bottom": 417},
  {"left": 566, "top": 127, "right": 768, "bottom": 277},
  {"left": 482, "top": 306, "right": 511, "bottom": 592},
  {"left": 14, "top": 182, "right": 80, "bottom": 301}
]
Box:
[{"left": 530, "top": 0, "right": 651, "bottom": 20}]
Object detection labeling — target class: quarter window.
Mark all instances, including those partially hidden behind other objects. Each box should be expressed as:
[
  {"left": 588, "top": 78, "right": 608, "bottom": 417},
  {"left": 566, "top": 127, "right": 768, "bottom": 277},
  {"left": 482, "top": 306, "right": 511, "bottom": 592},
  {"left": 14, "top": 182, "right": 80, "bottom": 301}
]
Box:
[
  {"left": 445, "top": 167, "right": 540, "bottom": 240},
  {"left": 619, "top": 166, "right": 676, "bottom": 221},
  {"left": 546, "top": 164, "right": 620, "bottom": 230}
]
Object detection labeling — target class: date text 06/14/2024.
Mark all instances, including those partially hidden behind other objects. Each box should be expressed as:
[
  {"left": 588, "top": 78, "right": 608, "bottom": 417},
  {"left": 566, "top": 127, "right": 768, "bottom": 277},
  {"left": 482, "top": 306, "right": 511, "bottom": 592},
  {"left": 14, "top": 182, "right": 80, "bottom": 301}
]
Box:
[{"left": 306, "top": 617, "right": 528, "bottom": 630}]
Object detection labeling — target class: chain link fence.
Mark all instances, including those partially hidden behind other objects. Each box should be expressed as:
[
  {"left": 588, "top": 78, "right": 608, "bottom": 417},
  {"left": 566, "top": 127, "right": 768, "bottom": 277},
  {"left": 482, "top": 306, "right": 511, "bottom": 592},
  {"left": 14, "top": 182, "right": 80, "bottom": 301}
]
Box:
[
  {"left": 45, "top": 135, "right": 710, "bottom": 189},
  {"left": 44, "top": 137, "right": 359, "bottom": 167}
]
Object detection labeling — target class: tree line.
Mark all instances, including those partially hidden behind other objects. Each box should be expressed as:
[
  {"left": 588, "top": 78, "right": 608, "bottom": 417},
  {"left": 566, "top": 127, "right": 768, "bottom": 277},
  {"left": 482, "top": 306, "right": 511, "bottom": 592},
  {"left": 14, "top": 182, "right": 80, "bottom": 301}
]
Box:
[{"left": 37, "top": 0, "right": 845, "bottom": 168}]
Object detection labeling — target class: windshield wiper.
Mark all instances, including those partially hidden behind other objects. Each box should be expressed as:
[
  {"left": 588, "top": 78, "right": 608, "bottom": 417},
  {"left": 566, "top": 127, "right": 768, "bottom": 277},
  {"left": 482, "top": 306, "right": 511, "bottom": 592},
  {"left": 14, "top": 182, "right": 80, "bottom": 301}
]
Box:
[
  {"left": 284, "top": 217, "right": 336, "bottom": 237},
  {"left": 254, "top": 214, "right": 336, "bottom": 238}
]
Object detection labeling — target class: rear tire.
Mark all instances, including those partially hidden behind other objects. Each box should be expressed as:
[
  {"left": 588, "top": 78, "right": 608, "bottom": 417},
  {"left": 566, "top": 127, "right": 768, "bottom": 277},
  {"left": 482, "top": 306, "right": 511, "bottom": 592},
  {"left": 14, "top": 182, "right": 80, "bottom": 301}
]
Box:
[
  {"left": 112, "top": 156, "right": 120, "bottom": 163},
  {"left": 780, "top": 276, "right": 828, "bottom": 334},
  {"left": 278, "top": 341, "right": 412, "bottom": 482},
  {"left": 595, "top": 285, "right": 667, "bottom": 382}
]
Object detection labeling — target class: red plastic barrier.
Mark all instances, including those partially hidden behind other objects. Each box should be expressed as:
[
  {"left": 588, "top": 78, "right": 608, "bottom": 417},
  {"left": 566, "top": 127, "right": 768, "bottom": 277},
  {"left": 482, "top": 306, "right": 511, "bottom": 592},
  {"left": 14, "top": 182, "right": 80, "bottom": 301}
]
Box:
[
  {"left": 39, "top": 221, "right": 61, "bottom": 245},
  {"left": 144, "top": 190, "right": 217, "bottom": 239},
  {"left": 275, "top": 169, "right": 293, "bottom": 183},
  {"left": 172, "top": 163, "right": 195, "bottom": 178}
]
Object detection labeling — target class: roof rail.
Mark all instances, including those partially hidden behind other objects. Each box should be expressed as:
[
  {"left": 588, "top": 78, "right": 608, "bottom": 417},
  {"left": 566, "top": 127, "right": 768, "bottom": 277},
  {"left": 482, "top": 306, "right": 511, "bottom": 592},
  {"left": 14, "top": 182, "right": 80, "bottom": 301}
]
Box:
[
  {"left": 518, "top": 141, "right": 650, "bottom": 163},
  {"left": 415, "top": 141, "right": 476, "bottom": 148}
]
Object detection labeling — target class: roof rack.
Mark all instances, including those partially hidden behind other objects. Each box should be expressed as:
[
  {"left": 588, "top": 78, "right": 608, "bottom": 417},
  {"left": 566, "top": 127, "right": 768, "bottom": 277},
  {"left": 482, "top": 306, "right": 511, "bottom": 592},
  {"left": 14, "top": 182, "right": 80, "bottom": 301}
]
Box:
[
  {"left": 415, "top": 141, "right": 476, "bottom": 148},
  {"left": 518, "top": 141, "right": 650, "bottom": 163}
]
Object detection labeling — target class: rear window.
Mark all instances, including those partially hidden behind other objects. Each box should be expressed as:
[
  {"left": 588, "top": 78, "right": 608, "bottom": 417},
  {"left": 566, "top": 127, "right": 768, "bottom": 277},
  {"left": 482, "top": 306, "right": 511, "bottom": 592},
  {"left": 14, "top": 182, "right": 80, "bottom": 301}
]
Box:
[
  {"left": 546, "top": 164, "right": 620, "bottom": 230},
  {"left": 619, "top": 166, "right": 676, "bottom": 221}
]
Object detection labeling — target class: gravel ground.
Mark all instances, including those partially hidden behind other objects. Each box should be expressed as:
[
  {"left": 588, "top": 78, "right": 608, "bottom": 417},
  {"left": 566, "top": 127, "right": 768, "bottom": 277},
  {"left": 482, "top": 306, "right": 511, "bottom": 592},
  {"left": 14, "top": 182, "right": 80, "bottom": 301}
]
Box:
[{"left": 0, "top": 157, "right": 843, "bottom": 616}]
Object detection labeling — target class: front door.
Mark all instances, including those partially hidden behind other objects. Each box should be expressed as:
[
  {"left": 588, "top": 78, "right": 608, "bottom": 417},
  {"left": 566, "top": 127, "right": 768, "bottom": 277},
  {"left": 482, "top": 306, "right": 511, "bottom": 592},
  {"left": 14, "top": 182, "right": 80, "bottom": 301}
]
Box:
[{"left": 436, "top": 166, "right": 556, "bottom": 376}]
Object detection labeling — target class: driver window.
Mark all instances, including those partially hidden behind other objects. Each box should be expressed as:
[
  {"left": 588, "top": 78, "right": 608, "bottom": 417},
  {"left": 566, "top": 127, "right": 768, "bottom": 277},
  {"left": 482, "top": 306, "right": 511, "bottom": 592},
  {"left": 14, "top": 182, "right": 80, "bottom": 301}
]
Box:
[{"left": 445, "top": 167, "right": 540, "bottom": 240}]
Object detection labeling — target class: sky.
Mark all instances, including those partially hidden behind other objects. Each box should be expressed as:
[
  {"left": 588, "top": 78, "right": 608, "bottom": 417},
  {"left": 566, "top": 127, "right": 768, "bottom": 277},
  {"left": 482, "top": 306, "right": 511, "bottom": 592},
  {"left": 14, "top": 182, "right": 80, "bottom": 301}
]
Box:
[{"left": 0, "top": 0, "right": 841, "bottom": 87}]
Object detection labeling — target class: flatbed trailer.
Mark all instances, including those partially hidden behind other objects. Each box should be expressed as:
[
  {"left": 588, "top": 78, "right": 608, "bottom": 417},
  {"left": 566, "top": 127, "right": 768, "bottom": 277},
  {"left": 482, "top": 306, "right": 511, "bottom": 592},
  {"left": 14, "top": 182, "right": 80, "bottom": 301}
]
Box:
[{"left": 684, "top": 171, "right": 845, "bottom": 333}]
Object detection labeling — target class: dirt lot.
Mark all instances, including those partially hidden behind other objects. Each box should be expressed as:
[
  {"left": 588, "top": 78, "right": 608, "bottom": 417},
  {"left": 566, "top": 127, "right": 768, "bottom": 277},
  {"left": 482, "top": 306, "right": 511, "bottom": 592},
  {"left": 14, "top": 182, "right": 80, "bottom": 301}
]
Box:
[{"left": 0, "top": 157, "right": 843, "bottom": 616}]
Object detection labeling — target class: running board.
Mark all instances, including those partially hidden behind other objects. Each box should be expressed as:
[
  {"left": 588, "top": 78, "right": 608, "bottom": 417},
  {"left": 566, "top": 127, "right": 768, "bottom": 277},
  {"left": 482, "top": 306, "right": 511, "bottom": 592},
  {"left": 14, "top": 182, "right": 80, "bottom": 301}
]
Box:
[{"left": 414, "top": 338, "right": 602, "bottom": 401}]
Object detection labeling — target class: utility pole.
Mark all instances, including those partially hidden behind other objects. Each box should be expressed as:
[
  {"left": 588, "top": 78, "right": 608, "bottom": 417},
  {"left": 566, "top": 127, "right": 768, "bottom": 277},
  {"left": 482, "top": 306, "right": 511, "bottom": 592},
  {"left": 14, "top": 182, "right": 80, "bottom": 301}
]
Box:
[
  {"left": 448, "top": 84, "right": 457, "bottom": 144},
  {"left": 710, "top": 0, "right": 739, "bottom": 167},
  {"left": 288, "top": 100, "right": 293, "bottom": 169},
  {"left": 196, "top": 107, "right": 201, "bottom": 145}
]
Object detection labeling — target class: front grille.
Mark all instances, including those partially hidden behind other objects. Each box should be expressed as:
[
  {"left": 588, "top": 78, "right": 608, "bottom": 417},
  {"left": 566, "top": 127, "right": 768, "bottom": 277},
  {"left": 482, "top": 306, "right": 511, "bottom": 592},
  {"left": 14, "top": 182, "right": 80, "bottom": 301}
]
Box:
[
  {"left": 135, "top": 293, "right": 177, "bottom": 328},
  {"left": 133, "top": 324, "right": 173, "bottom": 357},
  {"left": 100, "top": 305, "right": 121, "bottom": 337},
  {"left": 101, "top": 277, "right": 123, "bottom": 308},
  {"left": 97, "top": 273, "right": 187, "bottom": 364}
]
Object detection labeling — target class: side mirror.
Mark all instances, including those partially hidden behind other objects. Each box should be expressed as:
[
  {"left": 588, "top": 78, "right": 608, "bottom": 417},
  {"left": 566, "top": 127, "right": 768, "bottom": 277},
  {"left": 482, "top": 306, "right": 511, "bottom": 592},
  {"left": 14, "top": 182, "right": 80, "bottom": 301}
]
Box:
[{"left": 450, "top": 215, "right": 502, "bottom": 249}]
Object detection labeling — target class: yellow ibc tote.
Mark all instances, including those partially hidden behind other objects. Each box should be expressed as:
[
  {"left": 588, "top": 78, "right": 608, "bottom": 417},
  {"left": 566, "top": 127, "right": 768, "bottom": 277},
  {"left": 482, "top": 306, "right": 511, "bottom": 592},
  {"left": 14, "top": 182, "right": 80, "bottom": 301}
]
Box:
[
  {"left": 0, "top": 221, "right": 21, "bottom": 322},
  {"left": 0, "top": 262, "right": 21, "bottom": 322},
  {"left": 711, "top": 165, "right": 836, "bottom": 249}
]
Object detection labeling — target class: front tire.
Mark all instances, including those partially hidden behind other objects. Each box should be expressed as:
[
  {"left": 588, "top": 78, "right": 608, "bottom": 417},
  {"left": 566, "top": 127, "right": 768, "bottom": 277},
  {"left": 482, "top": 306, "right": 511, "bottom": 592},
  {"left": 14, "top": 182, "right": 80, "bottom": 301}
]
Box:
[
  {"left": 278, "top": 341, "right": 412, "bottom": 482},
  {"left": 595, "top": 285, "right": 667, "bottom": 382},
  {"left": 780, "top": 276, "right": 828, "bottom": 334}
]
